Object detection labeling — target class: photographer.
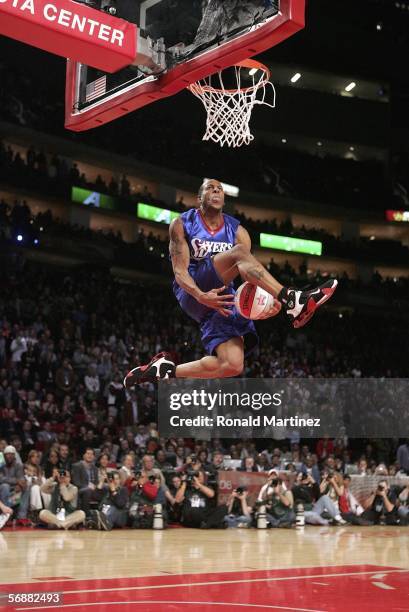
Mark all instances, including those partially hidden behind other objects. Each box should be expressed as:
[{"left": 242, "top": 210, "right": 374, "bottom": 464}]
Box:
[
  {"left": 257, "top": 471, "right": 295, "bottom": 528},
  {"left": 224, "top": 487, "right": 252, "bottom": 528},
  {"left": 319, "top": 469, "right": 345, "bottom": 515},
  {"left": 362, "top": 480, "right": 400, "bottom": 525},
  {"left": 88, "top": 471, "right": 128, "bottom": 530},
  {"left": 128, "top": 471, "right": 162, "bottom": 529},
  {"left": 39, "top": 469, "right": 85, "bottom": 530},
  {"left": 176, "top": 468, "right": 225, "bottom": 528},
  {"left": 294, "top": 472, "right": 346, "bottom": 526}
]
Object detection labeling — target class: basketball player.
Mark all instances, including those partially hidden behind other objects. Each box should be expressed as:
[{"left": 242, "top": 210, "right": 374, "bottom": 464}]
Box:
[{"left": 124, "top": 179, "right": 337, "bottom": 385}]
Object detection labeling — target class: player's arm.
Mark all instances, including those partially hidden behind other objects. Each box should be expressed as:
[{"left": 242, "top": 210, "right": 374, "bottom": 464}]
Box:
[
  {"left": 236, "top": 224, "right": 281, "bottom": 319},
  {"left": 169, "top": 218, "right": 235, "bottom": 316},
  {"left": 235, "top": 225, "right": 252, "bottom": 250},
  {"left": 169, "top": 218, "right": 203, "bottom": 301}
]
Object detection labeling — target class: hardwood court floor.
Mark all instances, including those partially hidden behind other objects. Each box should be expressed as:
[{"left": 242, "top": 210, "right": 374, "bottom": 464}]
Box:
[{"left": 1, "top": 526, "right": 409, "bottom": 611}]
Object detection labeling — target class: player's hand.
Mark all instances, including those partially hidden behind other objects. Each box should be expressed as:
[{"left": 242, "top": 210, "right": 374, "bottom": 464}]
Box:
[{"left": 198, "top": 286, "right": 235, "bottom": 316}]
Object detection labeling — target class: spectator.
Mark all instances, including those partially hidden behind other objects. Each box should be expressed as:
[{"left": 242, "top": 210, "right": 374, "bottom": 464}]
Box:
[
  {"left": 397, "top": 441, "right": 409, "bottom": 475},
  {"left": 55, "top": 359, "right": 76, "bottom": 395},
  {"left": 58, "top": 444, "right": 72, "bottom": 472},
  {"left": 338, "top": 475, "right": 372, "bottom": 525},
  {"left": 316, "top": 436, "right": 334, "bottom": 461},
  {"left": 84, "top": 366, "right": 100, "bottom": 398},
  {"left": 0, "top": 498, "right": 13, "bottom": 530},
  {"left": 0, "top": 445, "right": 30, "bottom": 525},
  {"left": 238, "top": 457, "right": 258, "bottom": 473},
  {"left": 119, "top": 453, "right": 135, "bottom": 486},
  {"left": 39, "top": 469, "right": 85, "bottom": 529},
  {"left": 71, "top": 448, "right": 99, "bottom": 515},
  {"left": 42, "top": 449, "right": 60, "bottom": 478},
  {"left": 397, "top": 484, "right": 409, "bottom": 523}
]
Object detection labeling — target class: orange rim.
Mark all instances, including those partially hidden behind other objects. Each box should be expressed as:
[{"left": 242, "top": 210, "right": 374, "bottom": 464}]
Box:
[{"left": 188, "top": 59, "right": 271, "bottom": 95}]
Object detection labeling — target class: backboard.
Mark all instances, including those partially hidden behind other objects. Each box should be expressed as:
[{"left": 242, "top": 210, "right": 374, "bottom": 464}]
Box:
[{"left": 65, "top": 0, "right": 305, "bottom": 132}]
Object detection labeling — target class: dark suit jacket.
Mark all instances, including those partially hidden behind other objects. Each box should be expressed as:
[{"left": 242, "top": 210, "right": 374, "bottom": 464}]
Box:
[{"left": 71, "top": 460, "right": 99, "bottom": 492}]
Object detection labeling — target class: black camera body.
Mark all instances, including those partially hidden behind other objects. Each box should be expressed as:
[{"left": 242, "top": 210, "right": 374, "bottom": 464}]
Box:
[
  {"left": 186, "top": 469, "right": 200, "bottom": 485},
  {"left": 235, "top": 486, "right": 247, "bottom": 495}
]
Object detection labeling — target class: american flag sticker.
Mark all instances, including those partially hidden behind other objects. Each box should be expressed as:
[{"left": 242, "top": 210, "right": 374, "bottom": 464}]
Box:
[{"left": 85, "top": 76, "right": 107, "bottom": 103}]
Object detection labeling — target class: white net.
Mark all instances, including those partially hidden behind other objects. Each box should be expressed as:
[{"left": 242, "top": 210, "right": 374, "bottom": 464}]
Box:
[{"left": 188, "top": 63, "right": 275, "bottom": 148}]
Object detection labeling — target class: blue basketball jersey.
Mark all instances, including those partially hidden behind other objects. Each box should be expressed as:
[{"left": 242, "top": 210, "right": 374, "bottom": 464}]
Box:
[{"left": 181, "top": 207, "right": 240, "bottom": 270}]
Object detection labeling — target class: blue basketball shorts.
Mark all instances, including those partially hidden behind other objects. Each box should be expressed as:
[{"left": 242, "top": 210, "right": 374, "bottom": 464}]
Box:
[{"left": 173, "top": 254, "right": 258, "bottom": 356}]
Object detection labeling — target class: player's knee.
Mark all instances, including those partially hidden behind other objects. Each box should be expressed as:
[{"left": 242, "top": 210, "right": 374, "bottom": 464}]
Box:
[
  {"left": 230, "top": 243, "right": 250, "bottom": 261},
  {"left": 220, "top": 358, "right": 244, "bottom": 377}
]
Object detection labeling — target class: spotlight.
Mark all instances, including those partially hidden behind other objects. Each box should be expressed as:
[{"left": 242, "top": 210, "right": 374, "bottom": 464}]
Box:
[
  {"left": 376, "top": 22, "right": 382, "bottom": 31},
  {"left": 281, "top": 138, "right": 287, "bottom": 144},
  {"left": 290, "top": 72, "right": 301, "bottom": 83},
  {"left": 34, "top": 239, "right": 39, "bottom": 245},
  {"left": 317, "top": 141, "right": 323, "bottom": 147},
  {"left": 17, "top": 235, "right": 23, "bottom": 242},
  {"left": 345, "top": 82, "right": 356, "bottom": 92},
  {"left": 349, "top": 146, "right": 355, "bottom": 152}
]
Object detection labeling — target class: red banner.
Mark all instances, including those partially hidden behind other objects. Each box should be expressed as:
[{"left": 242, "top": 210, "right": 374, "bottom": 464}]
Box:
[
  {"left": 385, "top": 210, "right": 409, "bottom": 222},
  {"left": 0, "top": 0, "right": 136, "bottom": 72}
]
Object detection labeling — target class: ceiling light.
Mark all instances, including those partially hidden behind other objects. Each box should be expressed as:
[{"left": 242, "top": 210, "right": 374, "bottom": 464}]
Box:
[
  {"left": 281, "top": 138, "right": 287, "bottom": 144},
  {"left": 317, "top": 141, "right": 323, "bottom": 147},
  {"left": 249, "top": 68, "right": 258, "bottom": 76},
  {"left": 349, "top": 146, "right": 355, "bottom": 152},
  {"left": 345, "top": 82, "right": 356, "bottom": 92},
  {"left": 376, "top": 22, "right": 382, "bottom": 31},
  {"left": 290, "top": 72, "right": 301, "bottom": 83}
]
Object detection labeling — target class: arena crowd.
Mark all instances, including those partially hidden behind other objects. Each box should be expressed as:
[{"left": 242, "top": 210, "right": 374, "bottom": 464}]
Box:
[{"left": 0, "top": 249, "right": 408, "bottom": 531}]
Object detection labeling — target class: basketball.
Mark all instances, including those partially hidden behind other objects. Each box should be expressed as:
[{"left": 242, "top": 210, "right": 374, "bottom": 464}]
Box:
[{"left": 235, "top": 282, "right": 281, "bottom": 320}]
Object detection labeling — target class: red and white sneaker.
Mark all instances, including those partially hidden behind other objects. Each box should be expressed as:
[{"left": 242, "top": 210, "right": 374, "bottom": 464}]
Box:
[
  {"left": 282, "top": 279, "right": 338, "bottom": 329},
  {"left": 123, "top": 352, "right": 176, "bottom": 388}
]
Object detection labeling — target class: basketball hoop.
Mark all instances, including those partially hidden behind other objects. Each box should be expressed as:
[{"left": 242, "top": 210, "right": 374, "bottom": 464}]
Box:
[{"left": 187, "top": 59, "right": 276, "bottom": 148}]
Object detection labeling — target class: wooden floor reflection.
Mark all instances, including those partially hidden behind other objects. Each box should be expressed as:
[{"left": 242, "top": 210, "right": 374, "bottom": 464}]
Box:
[{"left": 1, "top": 525, "right": 409, "bottom": 585}]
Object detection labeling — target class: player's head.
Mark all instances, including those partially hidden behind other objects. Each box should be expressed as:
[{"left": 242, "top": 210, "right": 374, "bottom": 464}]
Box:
[{"left": 198, "top": 179, "right": 225, "bottom": 211}]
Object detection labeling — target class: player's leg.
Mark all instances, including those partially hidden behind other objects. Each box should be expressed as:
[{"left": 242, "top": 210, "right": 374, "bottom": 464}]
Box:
[
  {"left": 175, "top": 336, "right": 244, "bottom": 379},
  {"left": 124, "top": 337, "right": 244, "bottom": 386},
  {"left": 212, "top": 244, "right": 338, "bottom": 329},
  {"left": 213, "top": 243, "right": 283, "bottom": 295}
]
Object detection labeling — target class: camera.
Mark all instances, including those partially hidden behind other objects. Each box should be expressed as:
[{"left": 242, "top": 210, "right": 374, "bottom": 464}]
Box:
[
  {"left": 58, "top": 469, "right": 66, "bottom": 478},
  {"left": 377, "top": 485, "right": 385, "bottom": 493},
  {"left": 186, "top": 469, "right": 200, "bottom": 484},
  {"left": 270, "top": 479, "right": 280, "bottom": 488},
  {"left": 235, "top": 486, "right": 247, "bottom": 495},
  {"left": 148, "top": 475, "right": 157, "bottom": 484},
  {"left": 107, "top": 472, "right": 115, "bottom": 481}
]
